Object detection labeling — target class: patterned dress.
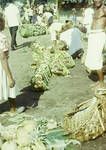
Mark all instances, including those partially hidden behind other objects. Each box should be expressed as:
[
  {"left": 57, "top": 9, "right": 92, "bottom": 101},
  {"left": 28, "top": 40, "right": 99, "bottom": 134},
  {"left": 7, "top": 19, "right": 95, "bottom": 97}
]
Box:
[{"left": 0, "top": 31, "right": 15, "bottom": 103}]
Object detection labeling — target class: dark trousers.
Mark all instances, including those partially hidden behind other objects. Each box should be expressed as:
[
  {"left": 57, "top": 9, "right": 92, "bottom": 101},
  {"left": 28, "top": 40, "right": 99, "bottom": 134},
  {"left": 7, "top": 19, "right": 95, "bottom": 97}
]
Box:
[{"left": 9, "top": 26, "right": 18, "bottom": 47}]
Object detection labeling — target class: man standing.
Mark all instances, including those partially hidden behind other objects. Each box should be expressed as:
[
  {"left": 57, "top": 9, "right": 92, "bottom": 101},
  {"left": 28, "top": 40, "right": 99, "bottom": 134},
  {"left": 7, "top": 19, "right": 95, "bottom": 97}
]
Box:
[
  {"left": 4, "top": 0, "right": 21, "bottom": 50},
  {"left": 85, "top": 0, "right": 106, "bottom": 90}
]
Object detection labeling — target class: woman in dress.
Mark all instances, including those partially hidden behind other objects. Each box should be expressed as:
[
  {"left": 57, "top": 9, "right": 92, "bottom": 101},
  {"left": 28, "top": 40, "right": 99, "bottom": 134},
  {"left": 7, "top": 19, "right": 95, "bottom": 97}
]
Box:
[{"left": 0, "top": 13, "right": 16, "bottom": 112}]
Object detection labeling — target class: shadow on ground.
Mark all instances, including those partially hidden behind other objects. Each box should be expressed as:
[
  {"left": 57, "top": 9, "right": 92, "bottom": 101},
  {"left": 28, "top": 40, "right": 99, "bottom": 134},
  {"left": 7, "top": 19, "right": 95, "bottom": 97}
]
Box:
[
  {"left": 18, "top": 41, "right": 33, "bottom": 49},
  {"left": 12, "top": 40, "right": 35, "bottom": 51},
  {"left": 16, "top": 86, "right": 44, "bottom": 108},
  {"left": 0, "top": 86, "right": 44, "bottom": 114}
]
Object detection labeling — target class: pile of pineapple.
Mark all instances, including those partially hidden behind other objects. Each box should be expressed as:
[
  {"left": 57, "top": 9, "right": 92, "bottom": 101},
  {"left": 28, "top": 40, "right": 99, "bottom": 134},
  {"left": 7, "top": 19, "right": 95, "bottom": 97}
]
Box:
[
  {"left": 30, "top": 42, "right": 75, "bottom": 91},
  {"left": 0, "top": 113, "right": 81, "bottom": 150}
]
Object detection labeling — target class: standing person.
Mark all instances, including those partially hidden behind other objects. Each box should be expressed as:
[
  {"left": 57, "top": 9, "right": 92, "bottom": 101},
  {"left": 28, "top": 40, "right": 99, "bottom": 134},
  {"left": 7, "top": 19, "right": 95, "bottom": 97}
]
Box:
[
  {"left": 38, "top": 4, "right": 44, "bottom": 15},
  {"left": 43, "top": 9, "right": 53, "bottom": 27},
  {"left": 70, "top": 8, "right": 77, "bottom": 26},
  {"left": 85, "top": 0, "right": 106, "bottom": 90},
  {"left": 0, "top": 13, "right": 16, "bottom": 112},
  {"left": 0, "top": 13, "right": 24, "bottom": 113},
  {"left": 4, "top": 0, "right": 21, "bottom": 50},
  {"left": 49, "top": 21, "right": 63, "bottom": 46}
]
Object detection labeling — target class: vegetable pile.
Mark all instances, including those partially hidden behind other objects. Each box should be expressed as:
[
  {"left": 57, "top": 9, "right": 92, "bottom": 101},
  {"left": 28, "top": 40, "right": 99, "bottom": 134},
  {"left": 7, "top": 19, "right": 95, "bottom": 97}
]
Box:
[
  {"left": 19, "top": 24, "right": 46, "bottom": 38},
  {"left": 30, "top": 42, "right": 75, "bottom": 91},
  {"left": 0, "top": 113, "right": 81, "bottom": 150}
]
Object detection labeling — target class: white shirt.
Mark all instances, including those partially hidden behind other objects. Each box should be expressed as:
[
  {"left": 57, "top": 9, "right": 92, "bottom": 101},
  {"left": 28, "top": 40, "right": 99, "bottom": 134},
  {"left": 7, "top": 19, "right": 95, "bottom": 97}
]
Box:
[
  {"left": 49, "top": 22, "right": 63, "bottom": 41},
  {"left": 60, "top": 27, "right": 82, "bottom": 55},
  {"left": 38, "top": 4, "right": 43, "bottom": 14},
  {"left": 4, "top": 3, "right": 20, "bottom": 27}
]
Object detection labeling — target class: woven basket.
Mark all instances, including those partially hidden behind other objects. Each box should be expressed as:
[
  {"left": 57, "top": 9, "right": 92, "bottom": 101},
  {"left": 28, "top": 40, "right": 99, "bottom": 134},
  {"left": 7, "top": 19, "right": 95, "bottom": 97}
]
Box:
[{"left": 63, "top": 96, "right": 106, "bottom": 142}]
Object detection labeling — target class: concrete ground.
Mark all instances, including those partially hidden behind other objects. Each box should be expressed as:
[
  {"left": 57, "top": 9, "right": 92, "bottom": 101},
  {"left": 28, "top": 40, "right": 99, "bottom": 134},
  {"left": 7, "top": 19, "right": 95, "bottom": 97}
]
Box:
[{"left": 0, "top": 29, "right": 106, "bottom": 150}]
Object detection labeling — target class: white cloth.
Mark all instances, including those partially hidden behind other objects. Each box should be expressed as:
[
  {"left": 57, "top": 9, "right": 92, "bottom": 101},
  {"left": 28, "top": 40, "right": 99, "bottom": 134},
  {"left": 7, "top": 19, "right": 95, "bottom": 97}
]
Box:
[
  {"left": 83, "top": 7, "right": 94, "bottom": 33},
  {"left": 49, "top": 22, "right": 63, "bottom": 41},
  {"left": 4, "top": 3, "right": 20, "bottom": 27},
  {"left": 85, "top": 30, "right": 106, "bottom": 70},
  {"left": 0, "top": 62, "right": 16, "bottom": 103},
  {"left": 83, "top": 7, "right": 94, "bottom": 25},
  {"left": 60, "top": 27, "right": 82, "bottom": 55},
  {"left": 60, "top": 28, "right": 72, "bottom": 48},
  {"left": 0, "top": 32, "right": 15, "bottom": 103}
]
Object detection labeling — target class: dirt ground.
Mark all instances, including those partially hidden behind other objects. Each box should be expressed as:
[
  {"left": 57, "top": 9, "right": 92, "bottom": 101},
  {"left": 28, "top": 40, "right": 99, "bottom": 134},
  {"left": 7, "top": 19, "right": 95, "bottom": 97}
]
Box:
[{"left": 0, "top": 29, "right": 106, "bottom": 150}]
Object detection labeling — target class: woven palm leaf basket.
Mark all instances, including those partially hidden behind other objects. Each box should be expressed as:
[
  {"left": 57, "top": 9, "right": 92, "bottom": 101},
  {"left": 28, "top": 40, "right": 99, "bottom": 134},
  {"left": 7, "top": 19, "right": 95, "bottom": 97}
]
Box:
[{"left": 63, "top": 95, "right": 106, "bottom": 142}]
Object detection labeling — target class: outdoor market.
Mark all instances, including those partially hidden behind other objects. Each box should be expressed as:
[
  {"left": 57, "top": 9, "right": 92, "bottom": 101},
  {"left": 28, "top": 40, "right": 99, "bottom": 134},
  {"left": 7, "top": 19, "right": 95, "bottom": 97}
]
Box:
[{"left": 0, "top": 0, "right": 106, "bottom": 150}]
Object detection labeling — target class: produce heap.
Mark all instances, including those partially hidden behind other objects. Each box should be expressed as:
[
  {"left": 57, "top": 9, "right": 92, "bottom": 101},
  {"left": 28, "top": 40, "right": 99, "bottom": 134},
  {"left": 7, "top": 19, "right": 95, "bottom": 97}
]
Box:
[
  {"left": 30, "top": 42, "right": 75, "bottom": 91},
  {"left": 0, "top": 113, "right": 81, "bottom": 150},
  {"left": 19, "top": 24, "right": 46, "bottom": 38}
]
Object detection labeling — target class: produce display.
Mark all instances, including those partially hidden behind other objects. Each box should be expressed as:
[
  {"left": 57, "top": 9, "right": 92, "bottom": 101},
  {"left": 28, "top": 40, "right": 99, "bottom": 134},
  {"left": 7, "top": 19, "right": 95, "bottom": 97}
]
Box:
[
  {"left": 31, "top": 64, "right": 52, "bottom": 91},
  {"left": 19, "top": 24, "right": 46, "bottom": 38},
  {"left": 0, "top": 113, "right": 81, "bottom": 150},
  {"left": 30, "top": 42, "right": 75, "bottom": 91},
  {"left": 51, "top": 50, "right": 75, "bottom": 75}
]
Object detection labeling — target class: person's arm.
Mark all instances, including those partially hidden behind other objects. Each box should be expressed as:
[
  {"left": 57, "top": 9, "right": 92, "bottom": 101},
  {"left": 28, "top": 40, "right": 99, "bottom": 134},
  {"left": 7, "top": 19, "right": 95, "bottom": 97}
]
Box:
[{"left": 0, "top": 52, "right": 15, "bottom": 88}]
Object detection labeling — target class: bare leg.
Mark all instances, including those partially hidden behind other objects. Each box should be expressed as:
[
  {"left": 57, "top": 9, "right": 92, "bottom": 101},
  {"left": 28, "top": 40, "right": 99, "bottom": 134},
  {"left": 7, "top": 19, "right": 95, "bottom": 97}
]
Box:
[
  {"left": 52, "top": 40, "right": 57, "bottom": 47},
  {"left": 97, "top": 69, "right": 104, "bottom": 87},
  {"left": 8, "top": 98, "right": 16, "bottom": 112}
]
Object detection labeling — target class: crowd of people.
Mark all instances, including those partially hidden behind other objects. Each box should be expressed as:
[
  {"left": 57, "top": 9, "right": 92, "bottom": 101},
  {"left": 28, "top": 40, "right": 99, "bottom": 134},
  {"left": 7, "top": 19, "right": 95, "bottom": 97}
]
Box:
[
  {"left": 20, "top": 3, "right": 57, "bottom": 25},
  {"left": 0, "top": 0, "right": 106, "bottom": 114}
]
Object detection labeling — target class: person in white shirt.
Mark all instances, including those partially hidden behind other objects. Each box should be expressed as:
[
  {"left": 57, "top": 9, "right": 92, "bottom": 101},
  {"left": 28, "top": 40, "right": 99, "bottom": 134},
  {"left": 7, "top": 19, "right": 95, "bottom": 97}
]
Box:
[
  {"left": 60, "top": 20, "right": 83, "bottom": 59},
  {"left": 38, "top": 4, "right": 44, "bottom": 15},
  {"left": 43, "top": 10, "right": 53, "bottom": 27},
  {"left": 49, "top": 21, "right": 63, "bottom": 46},
  {"left": 4, "top": 0, "right": 21, "bottom": 50}
]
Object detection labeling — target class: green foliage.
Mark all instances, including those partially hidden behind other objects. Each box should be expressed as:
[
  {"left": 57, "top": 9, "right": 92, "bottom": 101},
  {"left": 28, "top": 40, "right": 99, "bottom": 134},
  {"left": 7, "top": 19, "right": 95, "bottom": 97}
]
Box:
[{"left": 19, "top": 24, "right": 46, "bottom": 38}]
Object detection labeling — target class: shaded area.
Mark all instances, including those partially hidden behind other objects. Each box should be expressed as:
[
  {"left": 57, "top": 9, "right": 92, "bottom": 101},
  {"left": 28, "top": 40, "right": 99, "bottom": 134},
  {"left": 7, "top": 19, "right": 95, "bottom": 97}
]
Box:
[
  {"left": 0, "top": 86, "right": 44, "bottom": 114},
  {"left": 88, "top": 71, "right": 99, "bottom": 82},
  {"left": 16, "top": 86, "right": 44, "bottom": 108},
  {"left": 16, "top": 40, "right": 35, "bottom": 50},
  {"left": 0, "top": 101, "right": 9, "bottom": 114}
]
